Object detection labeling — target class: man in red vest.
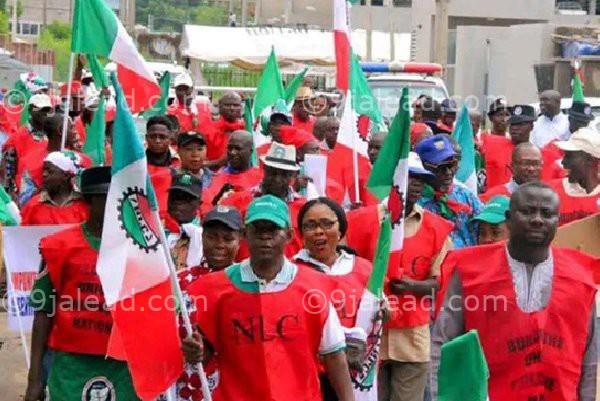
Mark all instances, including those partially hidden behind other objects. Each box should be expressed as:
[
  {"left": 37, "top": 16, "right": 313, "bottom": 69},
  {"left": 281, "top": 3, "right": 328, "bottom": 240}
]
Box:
[
  {"left": 549, "top": 127, "right": 600, "bottom": 226},
  {"left": 292, "top": 86, "right": 317, "bottom": 134},
  {"left": 183, "top": 195, "right": 355, "bottom": 401},
  {"left": 481, "top": 104, "right": 536, "bottom": 189},
  {"left": 379, "top": 152, "right": 453, "bottom": 401},
  {"left": 432, "top": 182, "right": 597, "bottom": 401},
  {"left": 481, "top": 142, "right": 542, "bottom": 202},
  {"left": 540, "top": 101, "right": 595, "bottom": 181},
  {"left": 167, "top": 73, "right": 211, "bottom": 134},
  {"left": 203, "top": 92, "right": 245, "bottom": 167},
  {"left": 201, "top": 130, "right": 263, "bottom": 213},
  {"left": 26, "top": 166, "right": 139, "bottom": 401},
  {"left": 481, "top": 98, "right": 510, "bottom": 138}
]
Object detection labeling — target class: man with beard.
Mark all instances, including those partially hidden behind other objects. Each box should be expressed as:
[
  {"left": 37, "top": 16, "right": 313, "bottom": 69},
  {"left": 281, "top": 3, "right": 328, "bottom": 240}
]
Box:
[{"left": 432, "top": 182, "right": 597, "bottom": 401}]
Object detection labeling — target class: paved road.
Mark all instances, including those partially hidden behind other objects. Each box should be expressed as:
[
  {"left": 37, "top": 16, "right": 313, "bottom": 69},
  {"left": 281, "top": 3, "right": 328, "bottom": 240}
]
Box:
[{"left": 0, "top": 311, "right": 29, "bottom": 399}]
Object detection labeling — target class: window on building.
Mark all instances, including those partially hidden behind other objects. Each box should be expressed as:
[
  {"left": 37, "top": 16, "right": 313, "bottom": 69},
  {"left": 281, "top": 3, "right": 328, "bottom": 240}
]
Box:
[
  {"left": 371, "top": 0, "right": 384, "bottom": 5},
  {"left": 9, "top": 22, "right": 41, "bottom": 36},
  {"left": 393, "top": 0, "right": 412, "bottom": 6}
]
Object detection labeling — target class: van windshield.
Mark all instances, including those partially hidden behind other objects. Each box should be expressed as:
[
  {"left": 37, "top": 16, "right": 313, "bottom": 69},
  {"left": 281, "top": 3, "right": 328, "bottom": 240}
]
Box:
[{"left": 369, "top": 83, "right": 447, "bottom": 119}]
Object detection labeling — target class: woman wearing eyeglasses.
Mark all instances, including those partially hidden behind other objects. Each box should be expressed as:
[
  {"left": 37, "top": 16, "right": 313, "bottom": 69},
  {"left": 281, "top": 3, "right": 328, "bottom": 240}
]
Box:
[{"left": 294, "top": 197, "right": 377, "bottom": 401}]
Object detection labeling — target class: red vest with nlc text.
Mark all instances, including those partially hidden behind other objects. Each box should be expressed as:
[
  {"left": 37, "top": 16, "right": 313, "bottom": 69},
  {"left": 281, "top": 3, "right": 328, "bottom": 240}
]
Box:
[
  {"left": 457, "top": 243, "right": 596, "bottom": 401},
  {"left": 385, "top": 211, "right": 453, "bottom": 329},
  {"left": 296, "top": 256, "right": 372, "bottom": 328},
  {"left": 188, "top": 266, "right": 330, "bottom": 401},
  {"left": 40, "top": 225, "right": 112, "bottom": 356},
  {"left": 549, "top": 178, "right": 600, "bottom": 226}
]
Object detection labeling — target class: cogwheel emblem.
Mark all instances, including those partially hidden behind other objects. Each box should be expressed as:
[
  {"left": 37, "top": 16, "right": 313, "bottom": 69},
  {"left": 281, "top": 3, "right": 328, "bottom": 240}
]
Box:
[{"left": 117, "top": 186, "right": 161, "bottom": 253}]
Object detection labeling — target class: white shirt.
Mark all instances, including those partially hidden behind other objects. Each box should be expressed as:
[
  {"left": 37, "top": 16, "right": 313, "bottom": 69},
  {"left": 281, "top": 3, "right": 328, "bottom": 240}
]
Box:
[
  {"left": 294, "top": 249, "right": 355, "bottom": 276},
  {"left": 239, "top": 258, "right": 346, "bottom": 355},
  {"left": 530, "top": 112, "right": 570, "bottom": 148},
  {"left": 505, "top": 247, "right": 554, "bottom": 312}
]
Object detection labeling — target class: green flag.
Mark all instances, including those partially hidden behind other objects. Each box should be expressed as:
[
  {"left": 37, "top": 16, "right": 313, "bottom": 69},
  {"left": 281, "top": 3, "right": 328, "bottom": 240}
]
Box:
[
  {"left": 83, "top": 96, "right": 106, "bottom": 166},
  {"left": 86, "top": 54, "right": 108, "bottom": 88},
  {"left": 0, "top": 185, "right": 20, "bottom": 226},
  {"left": 284, "top": 67, "right": 308, "bottom": 105},
  {"left": 368, "top": 216, "right": 392, "bottom": 296},
  {"left": 253, "top": 47, "right": 285, "bottom": 118},
  {"left": 438, "top": 330, "right": 489, "bottom": 401},
  {"left": 572, "top": 70, "right": 585, "bottom": 103},
  {"left": 243, "top": 98, "right": 258, "bottom": 167},
  {"left": 350, "top": 51, "right": 383, "bottom": 128},
  {"left": 452, "top": 104, "right": 477, "bottom": 193},
  {"left": 143, "top": 72, "right": 171, "bottom": 119}
]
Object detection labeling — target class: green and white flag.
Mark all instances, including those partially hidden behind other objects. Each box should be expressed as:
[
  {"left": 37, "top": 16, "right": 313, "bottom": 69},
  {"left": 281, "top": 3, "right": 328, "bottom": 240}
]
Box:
[
  {"left": 352, "top": 216, "right": 392, "bottom": 401},
  {"left": 284, "top": 67, "right": 308, "bottom": 105},
  {"left": 452, "top": 104, "right": 477, "bottom": 193},
  {"left": 368, "top": 87, "right": 411, "bottom": 252},
  {"left": 82, "top": 96, "right": 106, "bottom": 166},
  {"left": 143, "top": 72, "right": 171, "bottom": 119},
  {"left": 71, "top": 0, "right": 159, "bottom": 113},
  {"left": 253, "top": 47, "right": 285, "bottom": 118},
  {"left": 572, "top": 65, "right": 585, "bottom": 103},
  {"left": 0, "top": 185, "right": 20, "bottom": 226}
]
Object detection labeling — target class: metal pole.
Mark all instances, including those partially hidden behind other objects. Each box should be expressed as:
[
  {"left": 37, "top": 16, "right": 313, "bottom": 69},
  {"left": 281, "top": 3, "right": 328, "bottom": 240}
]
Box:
[
  {"left": 61, "top": 53, "right": 75, "bottom": 151},
  {"left": 11, "top": 0, "right": 17, "bottom": 40},
  {"left": 434, "top": 0, "right": 449, "bottom": 69}
]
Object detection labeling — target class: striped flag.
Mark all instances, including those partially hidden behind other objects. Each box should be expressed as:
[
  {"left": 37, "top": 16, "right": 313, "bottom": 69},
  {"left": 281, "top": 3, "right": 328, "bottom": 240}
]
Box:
[
  {"left": 71, "top": 0, "right": 160, "bottom": 113},
  {"left": 334, "top": 0, "right": 352, "bottom": 92},
  {"left": 452, "top": 104, "right": 477, "bottom": 193},
  {"left": 96, "top": 74, "right": 182, "bottom": 400},
  {"left": 368, "top": 87, "right": 411, "bottom": 252}
]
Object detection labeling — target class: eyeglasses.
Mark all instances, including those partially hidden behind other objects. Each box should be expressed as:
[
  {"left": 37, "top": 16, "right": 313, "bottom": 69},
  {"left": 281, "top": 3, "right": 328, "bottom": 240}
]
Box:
[
  {"left": 423, "top": 159, "right": 458, "bottom": 173},
  {"left": 302, "top": 219, "right": 338, "bottom": 232}
]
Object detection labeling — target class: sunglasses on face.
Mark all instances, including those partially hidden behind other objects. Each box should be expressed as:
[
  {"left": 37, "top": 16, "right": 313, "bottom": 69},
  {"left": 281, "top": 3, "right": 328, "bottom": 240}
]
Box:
[
  {"left": 302, "top": 219, "right": 338, "bottom": 232},
  {"left": 424, "top": 159, "right": 458, "bottom": 173}
]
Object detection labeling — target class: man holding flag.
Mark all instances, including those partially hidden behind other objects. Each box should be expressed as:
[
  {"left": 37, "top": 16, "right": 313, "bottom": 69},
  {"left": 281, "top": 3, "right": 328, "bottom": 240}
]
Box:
[
  {"left": 183, "top": 195, "right": 355, "bottom": 401},
  {"left": 26, "top": 166, "right": 141, "bottom": 401}
]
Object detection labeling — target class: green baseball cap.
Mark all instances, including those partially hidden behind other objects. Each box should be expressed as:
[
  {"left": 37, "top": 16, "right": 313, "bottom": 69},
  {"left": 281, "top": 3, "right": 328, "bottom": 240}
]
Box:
[
  {"left": 245, "top": 195, "right": 291, "bottom": 228},
  {"left": 472, "top": 196, "right": 510, "bottom": 224}
]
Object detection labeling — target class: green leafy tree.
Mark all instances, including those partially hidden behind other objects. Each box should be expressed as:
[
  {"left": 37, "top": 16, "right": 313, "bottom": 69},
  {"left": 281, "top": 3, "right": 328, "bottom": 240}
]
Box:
[
  {"left": 0, "top": 11, "right": 9, "bottom": 35},
  {"left": 38, "top": 21, "right": 72, "bottom": 81}
]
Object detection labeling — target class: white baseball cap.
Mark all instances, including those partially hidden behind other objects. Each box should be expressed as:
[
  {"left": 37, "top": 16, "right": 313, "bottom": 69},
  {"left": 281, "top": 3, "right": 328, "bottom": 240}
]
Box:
[
  {"left": 28, "top": 94, "right": 52, "bottom": 109},
  {"left": 173, "top": 73, "right": 193, "bottom": 88},
  {"left": 555, "top": 127, "right": 600, "bottom": 159}
]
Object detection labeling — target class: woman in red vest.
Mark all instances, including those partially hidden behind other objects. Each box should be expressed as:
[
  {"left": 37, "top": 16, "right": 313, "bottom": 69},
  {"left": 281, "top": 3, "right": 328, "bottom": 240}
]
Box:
[
  {"left": 432, "top": 182, "right": 597, "bottom": 401},
  {"left": 25, "top": 166, "right": 139, "bottom": 401},
  {"left": 294, "top": 197, "right": 375, "bottom": 401},
  {"left": 183, "top": 195, "right": 354, "bottom": 401}
]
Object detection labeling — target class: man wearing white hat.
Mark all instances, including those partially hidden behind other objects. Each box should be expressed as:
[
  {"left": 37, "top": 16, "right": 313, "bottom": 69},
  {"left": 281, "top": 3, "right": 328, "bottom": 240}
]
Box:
[
  {"left": 548, "top": 127, "right": 600, "bottom": 226},
  {"left": 292, "top": 86, "right": 317, "bottom": 134},
  {"left": 219, "top": 142, "right": 309, "bottom": 258},
  {"left": 167, "top": 72, "right": 213, "bottom": 135},
  {"left": 21, "top": 150, "right": 89, "bottom": 225}
]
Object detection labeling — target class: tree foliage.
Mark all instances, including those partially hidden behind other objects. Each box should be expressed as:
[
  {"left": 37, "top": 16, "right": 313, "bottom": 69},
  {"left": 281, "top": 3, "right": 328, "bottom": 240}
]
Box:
[
  {"left": 38, "top": 21, "right": 72, "bottom": 82},
  {"left": 136, "top": 0, "right": 228, "bottom": 31}
]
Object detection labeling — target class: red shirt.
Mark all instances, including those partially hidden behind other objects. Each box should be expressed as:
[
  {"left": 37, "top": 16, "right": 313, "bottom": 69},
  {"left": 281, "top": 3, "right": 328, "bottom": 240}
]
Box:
[
  {"left": 201, "top": 166, "right": 263, "bottom": 215},
  {"left": 292, "top": 114, "right": 316, "bottom": 134},
  {"left": 167, "top": 101, "right": 212, "bottom": 134},
  {"left": 73, "top": 115, "right": 87, "bottom": 143},
  {"left": 480, "top": 183, "right": 512, "bottom": 203},
  {"left": 203, "top": 117, "right": 245, "bottom": 162},
  {"left": 481, "top": 134, "right": 514, "bottom": 188},
  {"left": 21, "top": 193, "right": 89, "bottom": 225},
  {"left": 540, "top": 141, "right": 566, "bottom": 181}
]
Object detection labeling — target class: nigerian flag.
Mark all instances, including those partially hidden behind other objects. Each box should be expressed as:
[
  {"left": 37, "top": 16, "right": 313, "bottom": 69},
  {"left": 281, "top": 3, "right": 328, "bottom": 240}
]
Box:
[
  {"left": 96, "top": 73, "right": 182, "bottom": 400},
  {"left": 452, "top": 104, "right": 477, "bottom": 193},
  {"left": 253, "top": 47, "right": 285, "bottom": 118},
  {"left": 572, "top": 68, "right": 585, "bottom": 103},
  {"left": 82, "top": 96, "right": 106, "bottom": 166}
]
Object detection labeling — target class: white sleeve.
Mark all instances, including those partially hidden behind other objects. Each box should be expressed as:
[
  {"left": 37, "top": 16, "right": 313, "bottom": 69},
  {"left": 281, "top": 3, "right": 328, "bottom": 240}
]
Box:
[{"left": 318, "top": 304, "right": 346, "bottom": 355}]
